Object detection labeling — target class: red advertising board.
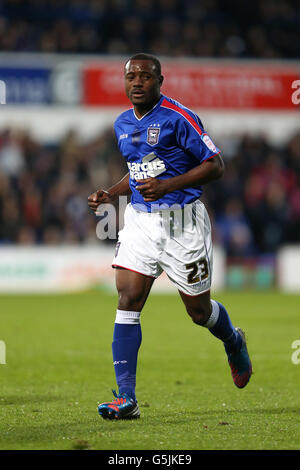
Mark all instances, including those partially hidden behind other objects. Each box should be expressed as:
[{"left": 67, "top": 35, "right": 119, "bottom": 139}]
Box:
[{"left": 82, "top": 61, "right": 300, "bottom": 110}]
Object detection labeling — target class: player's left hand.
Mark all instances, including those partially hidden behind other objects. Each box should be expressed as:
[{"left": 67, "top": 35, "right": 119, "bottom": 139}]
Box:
[{"left": 135, "top": 177, "right": 168, "bottom": 202}]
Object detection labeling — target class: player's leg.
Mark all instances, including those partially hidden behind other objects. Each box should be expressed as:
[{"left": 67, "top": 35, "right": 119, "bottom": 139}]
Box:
[
  {"left": 113, "top": 266, "right": 154, "bottom": 400},
  {"left": 116, "top": 266, "right": 155, "bottom": 312},
  {"left": 179, "top": 289, "right": 252, "bottom": 388},
  {"left": 179, "top": 289, "right": 242, "bottom": 349},
  {"left": 160, "top": 201, "right": 252, "bottom": 388},
  {"left": 98, "top": 267, "right": 154, "bottom": 420}
]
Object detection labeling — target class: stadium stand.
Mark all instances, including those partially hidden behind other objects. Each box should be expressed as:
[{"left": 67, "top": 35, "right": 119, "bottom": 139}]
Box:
[
  {"left": 0, "top": 0, "right": 299, "bottom": 58},
  {"left": 0, "top": 0, "right": 299, "bottom": 260},
  {"left": 0, "top": 126, "right": 299, "bottom": 257}
]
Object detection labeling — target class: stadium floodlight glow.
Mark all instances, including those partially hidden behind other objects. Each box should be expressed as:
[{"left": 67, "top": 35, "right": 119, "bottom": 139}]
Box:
[{"left": 0, "top": 80, "right": 6, "bottom": 104}]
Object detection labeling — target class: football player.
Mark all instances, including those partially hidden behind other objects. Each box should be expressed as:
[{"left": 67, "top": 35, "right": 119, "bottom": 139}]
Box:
[{"left": 88, "top": 53, "right": 252, "bottom": 420}]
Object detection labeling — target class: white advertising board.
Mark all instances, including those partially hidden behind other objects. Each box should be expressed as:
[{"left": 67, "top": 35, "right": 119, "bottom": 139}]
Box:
[
  {"left": 277, "top": 246, "right": 300, "bottom": 292},
  {"left": 0, "top": 245, "right": 225, "bottom": 294}
]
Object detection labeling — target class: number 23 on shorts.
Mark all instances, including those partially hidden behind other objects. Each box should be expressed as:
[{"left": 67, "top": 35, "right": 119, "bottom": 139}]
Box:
[{"left": 185, "top": 258, "right": 209, "bottom": 284}]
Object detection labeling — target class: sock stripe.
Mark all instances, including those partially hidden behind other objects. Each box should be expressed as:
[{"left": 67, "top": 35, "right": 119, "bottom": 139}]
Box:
[
  {"left": 115, "top": 309, "right": 141, "bottom": 324},
  {"left": 204, "top": 300, "right": 220, "bottom": 329}
]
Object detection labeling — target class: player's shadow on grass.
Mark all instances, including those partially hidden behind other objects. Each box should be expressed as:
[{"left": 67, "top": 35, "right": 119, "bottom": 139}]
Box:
[
  {"left": 146, "top": 405, "right": 300, "bottom": 425},
  {"left": 1, "top": 421, "right": 100, "bottom": 446},
  {"left": 241, "top": 406, "right": 300, "bottom": 416},
  {"left": 0, "top": 394, "right": 64, "bottom": 405},
  {"left": 189, "top": 406, "right": 300, "bottom": 418}
]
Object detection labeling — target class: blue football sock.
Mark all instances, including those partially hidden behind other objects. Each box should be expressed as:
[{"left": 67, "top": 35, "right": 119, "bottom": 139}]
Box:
[
  {"left": 112, "top": 310, "right": 142, "bottom": 401},
  {"left": 205, "top": 300, "right": 242, "bottom": 353}
]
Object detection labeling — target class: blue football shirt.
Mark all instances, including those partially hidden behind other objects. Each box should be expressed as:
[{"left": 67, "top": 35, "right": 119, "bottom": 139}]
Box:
[{"left": 114, "top": 94, "right": 220, "bottom": 212}]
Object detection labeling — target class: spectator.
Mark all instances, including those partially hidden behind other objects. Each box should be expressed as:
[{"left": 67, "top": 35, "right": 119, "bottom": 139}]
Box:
[
  {"left": 215, "top": 198, "right": 255, "bottom": 257},
  {"left": 0, "top": 129, "right": 25, "bottom": 178},
  {"left": 0, "top": 126, "right": 299, "bottom": 257},
  {"left": 0, "top": 0, "right": 299, "bottom": 58}
]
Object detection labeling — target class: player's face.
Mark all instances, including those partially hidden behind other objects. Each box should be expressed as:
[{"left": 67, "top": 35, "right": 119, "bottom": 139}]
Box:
[{"left": 124, "top": 60, "right": 163, "bottom": 110}]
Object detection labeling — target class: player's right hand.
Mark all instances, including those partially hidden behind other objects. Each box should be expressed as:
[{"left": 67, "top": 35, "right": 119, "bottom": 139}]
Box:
[{"left": 87, "top": 189, "right": 112, "bottom": 213}]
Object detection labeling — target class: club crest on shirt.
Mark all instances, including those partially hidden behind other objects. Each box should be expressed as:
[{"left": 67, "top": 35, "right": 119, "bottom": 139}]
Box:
[{"left": 147, "top": 126, "right": 160, "bottom": 146}]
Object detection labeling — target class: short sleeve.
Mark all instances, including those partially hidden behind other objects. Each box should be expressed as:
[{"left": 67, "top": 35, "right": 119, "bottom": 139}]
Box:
[
  {"left": 114, "top": 120, "right": 120, "bottom": 141},
  {"left": 176, "top": 113, "right": 220, "bottom": 163}
]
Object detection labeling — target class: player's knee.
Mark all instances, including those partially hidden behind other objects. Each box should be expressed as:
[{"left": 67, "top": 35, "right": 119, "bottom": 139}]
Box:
[{"left": 117, "top": 287, "right": 146, "bottom": 312}]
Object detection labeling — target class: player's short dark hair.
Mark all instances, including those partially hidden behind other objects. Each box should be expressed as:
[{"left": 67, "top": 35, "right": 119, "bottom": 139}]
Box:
[{"left": 125, "top": 53, "right": 162, "bottom": 77}]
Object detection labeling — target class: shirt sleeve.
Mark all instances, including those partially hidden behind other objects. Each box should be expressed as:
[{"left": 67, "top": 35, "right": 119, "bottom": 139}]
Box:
[
  {"left": 114, "top": 120, "right": 120, "bottom": 144},
  {"left": 175, "top": 112, "right": 220, "bottom": 163}
]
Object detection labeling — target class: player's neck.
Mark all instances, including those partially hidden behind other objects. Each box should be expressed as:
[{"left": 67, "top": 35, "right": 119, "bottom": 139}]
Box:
[{"left": 133, "top": 96, "right": 161, "bottom": 119}]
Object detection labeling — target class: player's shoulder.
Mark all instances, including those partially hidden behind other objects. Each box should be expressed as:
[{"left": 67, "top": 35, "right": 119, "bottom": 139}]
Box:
[
  {"left": 114, "top": 107, "right": 134, "bottom": 128},
  {"left": 160, "top": 95, "right": 204, "bottom": 129}
]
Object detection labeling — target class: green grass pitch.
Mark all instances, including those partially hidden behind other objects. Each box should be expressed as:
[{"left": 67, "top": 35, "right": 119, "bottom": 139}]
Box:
[{"left": 0, "top": 289, "right": 299, "bottom": 450}]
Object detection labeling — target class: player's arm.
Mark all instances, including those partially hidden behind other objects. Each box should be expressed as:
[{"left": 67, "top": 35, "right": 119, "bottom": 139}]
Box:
[
  {"left": 88, "top": 172, "right": 131, "bottom": 213},
  {"left": 165, "top": 153, "right": 224, "bottom": 190},
  {"left": 136, "top": 154, "right": 224, "bottom": 202}
]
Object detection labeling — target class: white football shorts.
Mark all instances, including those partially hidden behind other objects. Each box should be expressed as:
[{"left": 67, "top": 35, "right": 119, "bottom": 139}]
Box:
[{"left": 112, "top": 199, "right": 213, "bottom": 296}]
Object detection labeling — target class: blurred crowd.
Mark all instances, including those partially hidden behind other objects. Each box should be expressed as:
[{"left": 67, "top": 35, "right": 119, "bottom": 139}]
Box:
[
  {"left": 0, "top": 0, "right": 299, "bottom": 58},
  {"left": 0, "top": 125, "right": 299, "bottom": 257},
  {"left": 205, "top": 132, "right": 300, "bottom": 257}
]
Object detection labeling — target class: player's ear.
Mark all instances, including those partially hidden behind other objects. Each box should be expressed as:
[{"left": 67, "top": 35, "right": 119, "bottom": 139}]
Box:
[{"left": 159, "top": 75, "right": 164, "bottom": 86}]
